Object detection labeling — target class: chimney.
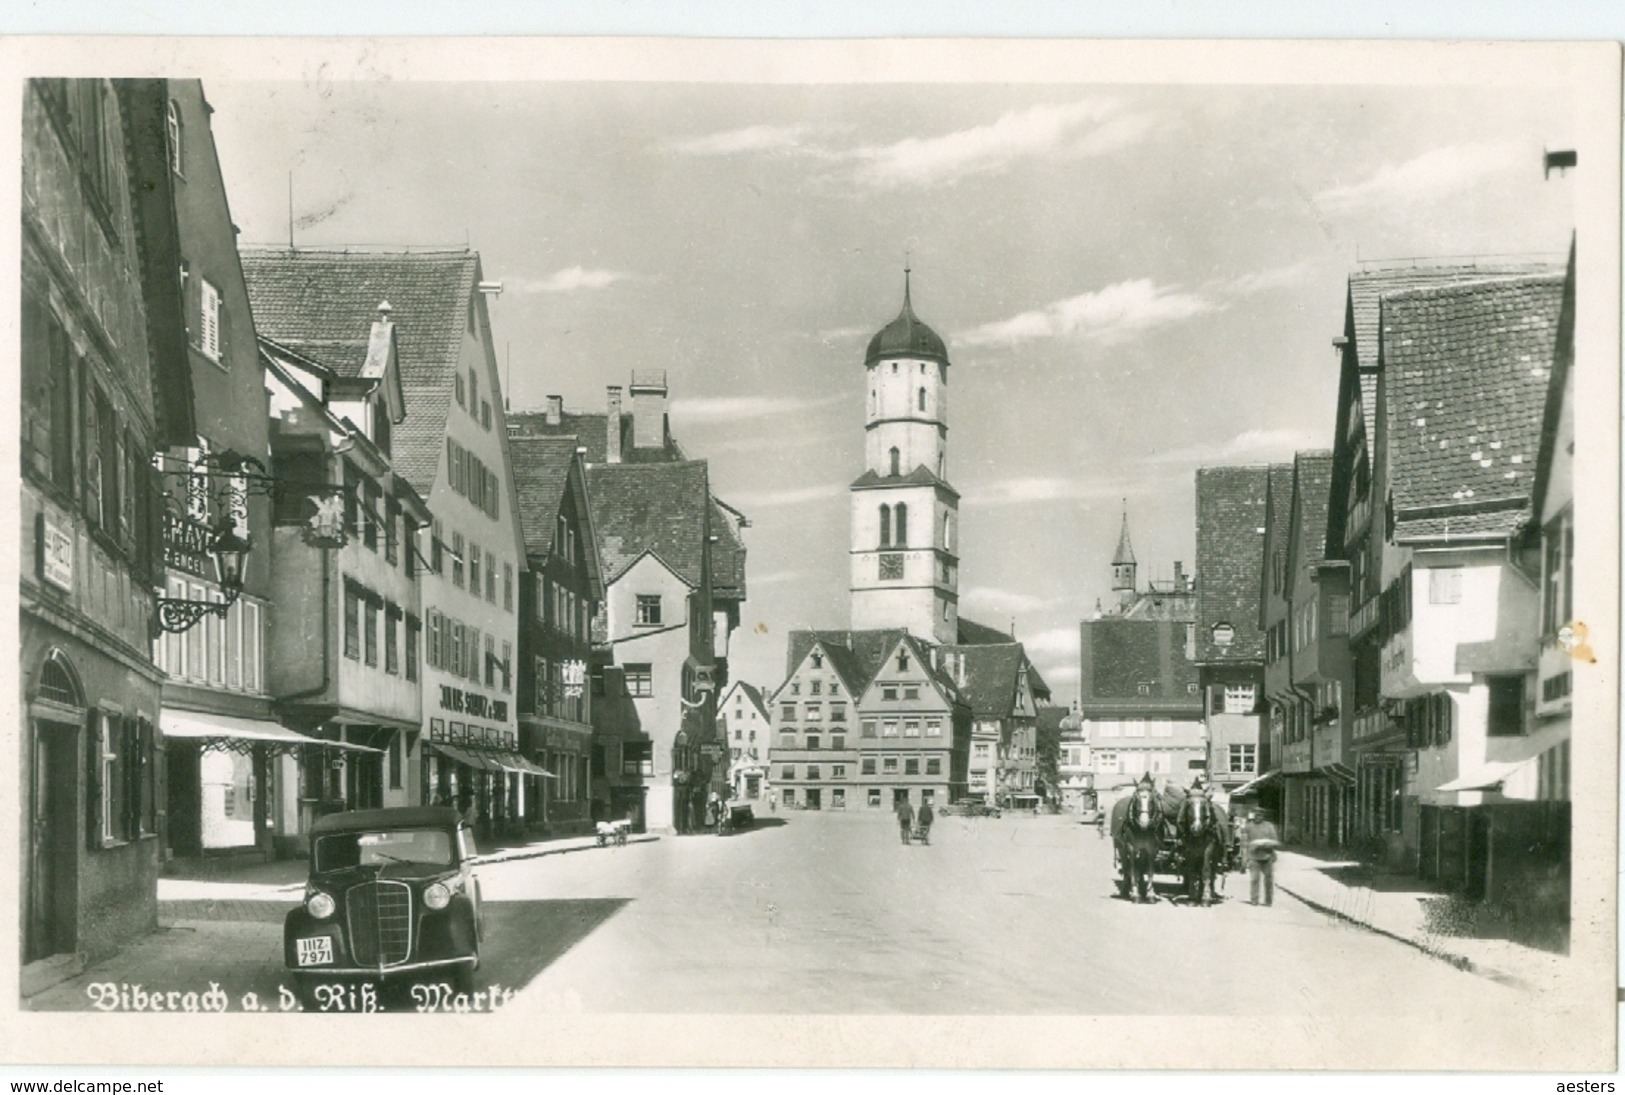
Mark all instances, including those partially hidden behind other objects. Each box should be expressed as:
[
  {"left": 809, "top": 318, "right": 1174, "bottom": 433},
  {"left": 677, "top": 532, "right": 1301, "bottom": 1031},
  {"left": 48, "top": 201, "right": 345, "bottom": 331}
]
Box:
[
  {"left": 606, "top": 386, "right": 623, "bottom": 464},
  {"left": 1173, "top": 561, "right": 1186, "bottom": 592},
  {"left": 630, "top": 370, "right": 668, "bottom": 451},
  {"left": 545, "top": 395, "right": 562, "bottom": 426}
]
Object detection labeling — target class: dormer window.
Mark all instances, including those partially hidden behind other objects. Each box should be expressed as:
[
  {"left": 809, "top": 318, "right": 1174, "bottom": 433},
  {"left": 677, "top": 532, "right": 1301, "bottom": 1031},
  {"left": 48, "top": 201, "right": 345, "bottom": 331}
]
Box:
[
  {"left": 897, "top": 649, "right": 910, "bottom": 672},
  {"left": 811, "top": 651, "right": 823, "bottom": 669}
]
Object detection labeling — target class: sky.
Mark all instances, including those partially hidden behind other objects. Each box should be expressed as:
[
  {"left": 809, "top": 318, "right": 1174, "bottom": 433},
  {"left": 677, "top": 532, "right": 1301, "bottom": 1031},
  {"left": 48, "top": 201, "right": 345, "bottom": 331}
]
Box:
[{"left": 206, "top": 76, "right": 1577, "bottom": 702}]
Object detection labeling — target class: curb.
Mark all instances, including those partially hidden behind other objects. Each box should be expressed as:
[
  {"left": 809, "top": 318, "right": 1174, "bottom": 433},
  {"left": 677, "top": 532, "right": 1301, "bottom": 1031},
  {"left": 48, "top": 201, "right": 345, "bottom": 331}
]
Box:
[
  {"left": 1275, "top": 880, "right": 1532, "bottom": 991},
  {"left": 474, "top": 833, "right": 660, "bottom": 866}
]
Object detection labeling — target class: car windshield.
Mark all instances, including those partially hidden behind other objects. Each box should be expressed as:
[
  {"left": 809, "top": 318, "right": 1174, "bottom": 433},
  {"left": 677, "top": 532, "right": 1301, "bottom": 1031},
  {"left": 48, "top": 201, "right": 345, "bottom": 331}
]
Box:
[{"left": 313, "top": 827, "right": 455, "bottom": 872}]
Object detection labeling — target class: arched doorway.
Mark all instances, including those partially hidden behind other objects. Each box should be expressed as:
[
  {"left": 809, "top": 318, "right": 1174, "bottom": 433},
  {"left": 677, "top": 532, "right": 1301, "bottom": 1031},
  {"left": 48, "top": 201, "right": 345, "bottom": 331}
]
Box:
[{"left": 26, "top": 649, "right": 84, "bottom": 963}]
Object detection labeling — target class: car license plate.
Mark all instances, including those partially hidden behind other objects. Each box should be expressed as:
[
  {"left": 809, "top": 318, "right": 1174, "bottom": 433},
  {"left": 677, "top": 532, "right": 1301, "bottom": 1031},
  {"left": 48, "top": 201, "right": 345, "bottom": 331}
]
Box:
[{"left": 296, "top": 937, "right": 334, "bottom": 967}]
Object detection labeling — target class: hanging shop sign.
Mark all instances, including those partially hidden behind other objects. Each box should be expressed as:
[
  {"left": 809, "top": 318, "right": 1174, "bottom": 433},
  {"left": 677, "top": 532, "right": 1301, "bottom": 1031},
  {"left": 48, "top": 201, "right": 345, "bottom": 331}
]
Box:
[
  {"left": 438, "top": 684, "right": 509, "bottom": 723},
  {"left": 163, "top": 512, "right": 217, "bottom": 578}
]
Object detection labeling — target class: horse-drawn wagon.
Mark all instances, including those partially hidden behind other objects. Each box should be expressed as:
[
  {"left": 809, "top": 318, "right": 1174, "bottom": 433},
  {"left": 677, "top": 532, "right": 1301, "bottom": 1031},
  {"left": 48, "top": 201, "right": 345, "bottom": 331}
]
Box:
[{"left": 1110, "top": 782, "right": 1232, "bottom": 904}]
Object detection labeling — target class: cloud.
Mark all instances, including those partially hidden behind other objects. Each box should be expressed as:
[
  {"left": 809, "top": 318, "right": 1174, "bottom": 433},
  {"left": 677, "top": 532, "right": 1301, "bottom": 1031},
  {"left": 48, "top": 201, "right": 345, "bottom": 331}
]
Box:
[
  {"left": 705, "top": 432, "right": 836, "bottom": 455},
  {"left": 1038, "top": 664, "right": 1081, "bottom": 686},
  {"left": 958, "top": 475, "right": 1157, "bottom": 508},
  {"left": 747, "top": 569, "right": 807, "bottom": 588},
  {"left": 852, "top": 99, "right": 1153, "bottom": 189},
  {"left": 506, "top": 267, "right": 630, "bottom": 294},
  {"left": 961, "top": 586, "right": 1050, "bottom": 615},
  {"left": 726, "top": 483, "right": 845, "bottom": 510},
  {"left": 959, "top": 278, "right": 1219, "bottom": 348},
  {"left": 1139, "top": 426, "right": 1327, "bottom": 466},
  {"left": 1019, "top": 626, "right": 1079, "bottom": 658},
  {"left": 670, "top": 393, "right": 844, "bottom": 425},
  {"left": 1313, "top": 143, "right": 1520, "bottom": 215},
  {"left": 1222, "top": 260, "right": 1318, "bottom": 297},
  {"left": 669, "top": 124, "right": 820, "bottom": 156}
]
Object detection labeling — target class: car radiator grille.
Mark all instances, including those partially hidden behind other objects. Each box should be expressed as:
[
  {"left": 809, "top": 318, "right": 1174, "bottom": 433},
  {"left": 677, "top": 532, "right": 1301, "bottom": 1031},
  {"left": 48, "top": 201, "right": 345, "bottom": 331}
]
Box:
[{"left": 346, "top": 881, "right": 413, "bottom": 966}]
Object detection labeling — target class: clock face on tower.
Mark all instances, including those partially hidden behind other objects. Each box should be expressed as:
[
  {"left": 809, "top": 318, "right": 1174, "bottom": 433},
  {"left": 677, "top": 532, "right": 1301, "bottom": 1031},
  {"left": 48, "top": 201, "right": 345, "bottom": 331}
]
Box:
[{"left": 879, "top": 553, "right": 904, "bottom": 581}]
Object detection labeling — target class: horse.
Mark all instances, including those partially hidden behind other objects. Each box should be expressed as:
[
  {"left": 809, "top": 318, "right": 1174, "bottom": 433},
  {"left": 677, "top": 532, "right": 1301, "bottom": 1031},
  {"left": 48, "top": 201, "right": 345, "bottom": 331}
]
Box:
[
  {"left": 1112, "top": 784, "right": 1164, "bottom": 904},
  {"left": 1177, "top": 794, "right": 1227, "bottom": 906}
]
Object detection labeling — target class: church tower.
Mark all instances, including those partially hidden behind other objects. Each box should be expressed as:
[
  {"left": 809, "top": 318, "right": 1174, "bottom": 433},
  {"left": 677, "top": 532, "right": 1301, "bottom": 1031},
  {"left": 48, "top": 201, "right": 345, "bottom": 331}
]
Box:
[
  {"left": 850, "top": 270, "right": 960, "bottom": 644},
  {"left": 1112, "top": 508, "right": 1138, "bottom": 609}
]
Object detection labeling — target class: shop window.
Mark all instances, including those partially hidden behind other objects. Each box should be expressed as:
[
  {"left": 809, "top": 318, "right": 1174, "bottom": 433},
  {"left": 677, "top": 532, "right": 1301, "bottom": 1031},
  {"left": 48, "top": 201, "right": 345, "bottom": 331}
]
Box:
[
  {"left": 867, "top": 788, "right": 882, "bottom": 808},
  {"left": 782, "top": 789, "right": 796, "bottom": 806}
]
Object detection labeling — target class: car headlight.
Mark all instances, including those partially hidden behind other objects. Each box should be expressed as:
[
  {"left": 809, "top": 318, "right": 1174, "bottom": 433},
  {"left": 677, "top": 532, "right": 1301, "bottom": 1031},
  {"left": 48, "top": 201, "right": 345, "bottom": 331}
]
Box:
[
  {"left": 423, "top": 882, "right": 452, "bottom": 911},
  {"left": 306, "top": 891, "right": 336, "bottom": 920}
]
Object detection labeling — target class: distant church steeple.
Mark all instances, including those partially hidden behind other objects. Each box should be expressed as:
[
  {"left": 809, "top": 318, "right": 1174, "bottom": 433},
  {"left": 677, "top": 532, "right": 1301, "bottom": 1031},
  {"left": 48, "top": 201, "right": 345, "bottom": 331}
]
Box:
[{"left": 1112, "top": 505, "right": 1138, "bottom": 607}]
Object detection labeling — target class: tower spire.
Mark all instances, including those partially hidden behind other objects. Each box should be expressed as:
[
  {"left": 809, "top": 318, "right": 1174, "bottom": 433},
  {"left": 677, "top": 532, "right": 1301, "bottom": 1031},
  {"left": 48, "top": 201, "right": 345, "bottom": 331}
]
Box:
[{"left": 1112, "top": 503, "right": 1138, "bottom": 606}]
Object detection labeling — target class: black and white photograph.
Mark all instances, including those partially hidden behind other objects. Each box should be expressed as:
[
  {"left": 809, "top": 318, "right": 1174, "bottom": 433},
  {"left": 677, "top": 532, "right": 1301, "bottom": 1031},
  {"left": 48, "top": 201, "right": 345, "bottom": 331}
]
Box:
[{"left": 5, "top": 34, "right": 1620, "bottom": 1072}]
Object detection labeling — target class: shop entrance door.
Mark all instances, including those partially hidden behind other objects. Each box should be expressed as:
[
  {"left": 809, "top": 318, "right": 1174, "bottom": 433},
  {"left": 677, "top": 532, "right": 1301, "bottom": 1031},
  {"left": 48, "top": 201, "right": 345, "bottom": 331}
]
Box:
[
  {"left": 805, "top": 788, "right": 822, "bottom": 810},
  {"left": 26, "top": 721, "right": 77, "bottom": 963}
]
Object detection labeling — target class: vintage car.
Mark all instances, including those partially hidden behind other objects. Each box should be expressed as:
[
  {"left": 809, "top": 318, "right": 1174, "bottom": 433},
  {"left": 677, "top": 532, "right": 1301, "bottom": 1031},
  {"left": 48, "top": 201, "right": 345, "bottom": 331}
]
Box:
[{"left": 284, "top": 806, "right": 483, "bottom": 1001}]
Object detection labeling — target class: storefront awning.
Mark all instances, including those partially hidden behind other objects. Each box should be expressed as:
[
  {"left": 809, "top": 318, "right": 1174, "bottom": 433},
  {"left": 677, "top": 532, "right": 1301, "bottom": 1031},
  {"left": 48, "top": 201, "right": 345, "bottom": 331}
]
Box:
[
  {"left": 1228, "top": 769, "right": 1282, "bottom": 798},
  {"left": 160, "top": 710, "right": 382, "bottom": 756},
  {"left": 430, "top": 742, "right": 553, "bottom": 778}
]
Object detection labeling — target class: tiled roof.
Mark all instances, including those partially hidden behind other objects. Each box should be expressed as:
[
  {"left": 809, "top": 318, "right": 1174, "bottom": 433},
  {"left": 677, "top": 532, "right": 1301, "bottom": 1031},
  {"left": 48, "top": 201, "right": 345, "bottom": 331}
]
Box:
[
  {"left": 1348, "top": 262, "right": 1559, "bottom": 430},
  {"left": 1026, "top": 662, "right": 1052, "bottom": 702},
  {"left": 1036, "top": 706, "right": 1070, "bottom": 739},
  {"left": 507, "top": 436, "right": 580, "bottom": 558},
  {"left": 709, "top": 498, "right": 748, "bottom": 602},
  {"left": 733, "top": 680, "right": 769, "bottom": 719},
  {"left": 510, "top": 404, "right": 746, "bottom": 601},
  {"left": 850, "top": 466, "right": 959, "bottom": 496},
  {"left": 1382, "top": 275, "right": 1563, "bottom": 542},
  {"left": 1292, "top": 451, "right": 1335, "bottom": 568},
  {"left": 956, "top": 617, "right": 1014, "bottom": 645},
  {"left": 508, "top": 409, "right": 680, "bottom": 465},
  {"left": 585, "top": 460, "right": 710, "bottom": 587},
  {"left": 242, "top": 247, "right": 480, "bottom": 497},
  {"left": 1079, "top": 617, "right": 1201, "bottom": 709},
  {"left": 1112, "top": 512, "right": 1137, "bottom": 566},
  {"left": 940, "top": 643, "right": 1025, "bottom": 718},
  {"left": 784, "top": 628, "right": 914, "bottom": 695},
  {"left": 1195, "top": 465, "right": 1271, "bottom": 664}
]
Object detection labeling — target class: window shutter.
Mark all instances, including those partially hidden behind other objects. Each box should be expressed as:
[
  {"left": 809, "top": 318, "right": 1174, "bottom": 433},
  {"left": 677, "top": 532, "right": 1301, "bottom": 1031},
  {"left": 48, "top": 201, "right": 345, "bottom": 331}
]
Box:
[
  {"left": 489, "top": 469, "right": 500, "bottom": 519},
  {"left": 85, "top": 708, "right": 103, "bottom": 849}
]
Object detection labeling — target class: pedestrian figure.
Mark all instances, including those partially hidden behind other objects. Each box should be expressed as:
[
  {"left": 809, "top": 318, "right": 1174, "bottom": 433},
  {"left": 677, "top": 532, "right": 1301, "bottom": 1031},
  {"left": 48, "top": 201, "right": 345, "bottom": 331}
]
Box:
[
  {"left": 1245, "top": 808, "right": 1281, "bottom": 906},
  {"left": 917, "top": 801, "right": 934, "bottom": 845},
  {"left": 768, "top": 789, "right": 777, "bottom": 813},
  {"left": 896, "top": 798, "right": 915, "bottom": 844}
]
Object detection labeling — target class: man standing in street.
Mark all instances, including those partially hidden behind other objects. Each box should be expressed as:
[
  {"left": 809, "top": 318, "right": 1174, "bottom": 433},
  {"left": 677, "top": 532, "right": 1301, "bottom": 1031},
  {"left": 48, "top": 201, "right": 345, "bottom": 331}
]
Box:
[
  {"left": 1246, "top": 808, "right": 1281, "bottom": 906},
  {"left": 896, "top": 796, "right": 915, "bottom": 845},
  {"left": 917, "top": 800, "right": 934, "bottom": 845}
]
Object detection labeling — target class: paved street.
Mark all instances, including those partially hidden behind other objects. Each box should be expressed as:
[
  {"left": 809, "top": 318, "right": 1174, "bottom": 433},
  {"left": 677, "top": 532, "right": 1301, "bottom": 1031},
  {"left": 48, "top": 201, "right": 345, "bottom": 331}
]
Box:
[{"left": 28, "top": 812, "right": 1531, "bottom": 1016}]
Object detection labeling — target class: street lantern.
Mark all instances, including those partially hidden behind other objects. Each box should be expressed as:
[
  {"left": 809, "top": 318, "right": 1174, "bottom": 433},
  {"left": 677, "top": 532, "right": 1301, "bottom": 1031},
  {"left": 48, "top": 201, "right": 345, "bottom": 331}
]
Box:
[{"left": 155, "top": 516, "right": 253, "bottom": 635}]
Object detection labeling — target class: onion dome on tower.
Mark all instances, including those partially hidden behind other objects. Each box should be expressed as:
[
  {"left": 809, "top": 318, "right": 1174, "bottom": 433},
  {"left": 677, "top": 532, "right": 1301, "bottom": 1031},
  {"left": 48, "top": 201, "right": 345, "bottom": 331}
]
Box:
[{"left": 866, "top": 269, "right": 948, "bottom": 366}]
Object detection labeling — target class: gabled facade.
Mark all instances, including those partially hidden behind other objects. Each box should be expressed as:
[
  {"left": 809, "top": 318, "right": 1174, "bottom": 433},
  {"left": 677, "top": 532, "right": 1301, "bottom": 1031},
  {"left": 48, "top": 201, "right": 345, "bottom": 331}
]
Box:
[
  {"left": 771, "top": 630, "right": 973, "bottom": 810},
  {"left": 1194, "top": 466, "right": 1271, "bottom": 805},
  {"left": 140, "top": 79, "right": 286, "bottom": 865},
  {"left": 1326, "top": 261, "right": 1561, "bottom": 865},
  {"left": 1370, "top": 274, "right": 1564, "bottom": 894},
  {"left": 245, "top": 247, "right": 529, "bottom": 840},
  {"left": 261, "top": 332, "right": 431, "bottom": 841},
  {"left": 510, "top": 436, "right": 604, "bottom": 836},
  {"left": 1077, "top": 616, "right": 1206, "bottom": 800},
  {"left": 718, "top": 680, "right": 772, "bottom": 801},
  {"left": 21, "top": 78, "right": 195, "bottom": 967},
  {"left": 1261, "top": 452, "right": 1350, "bottom": 846},
  {"left": 585, "top": 460, "right": 718, "bottom": 834},
  {"left": 939, "top": 642, "right": 1047, "bottom": 805}
]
